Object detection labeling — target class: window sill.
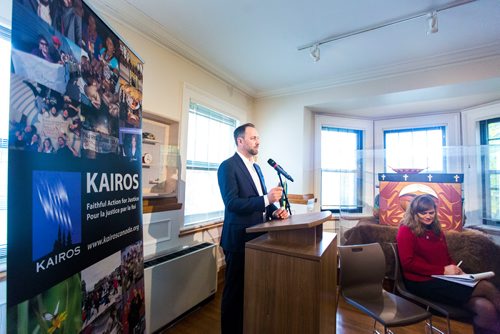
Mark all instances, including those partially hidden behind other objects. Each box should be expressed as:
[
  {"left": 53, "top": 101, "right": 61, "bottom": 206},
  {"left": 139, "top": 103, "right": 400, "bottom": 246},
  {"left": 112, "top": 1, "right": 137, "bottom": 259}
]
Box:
[
  {"left": 179, "top": 220, "right": 223, "bottom": 237},
  {"left": 468, "top": 224, "right": 500, "bottom": 236},
  {"left": 143, "top": 196, "right": 182, "bottom": 213},
  {"left": 288, "top": 193, "right": 316, "bottom": 205}
]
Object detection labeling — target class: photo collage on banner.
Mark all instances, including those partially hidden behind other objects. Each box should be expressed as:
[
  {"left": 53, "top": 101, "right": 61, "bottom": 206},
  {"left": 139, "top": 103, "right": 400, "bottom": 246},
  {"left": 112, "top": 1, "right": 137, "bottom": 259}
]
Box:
[{"left": 7, "top": 0, "right": 146, "bottom": 333}]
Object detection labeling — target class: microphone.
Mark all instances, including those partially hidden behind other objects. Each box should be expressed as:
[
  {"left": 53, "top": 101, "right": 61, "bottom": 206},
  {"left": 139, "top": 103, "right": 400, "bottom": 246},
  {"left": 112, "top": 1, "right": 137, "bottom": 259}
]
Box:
[{"left": 267, "top": 159, "right": 294, "bottom": 182}]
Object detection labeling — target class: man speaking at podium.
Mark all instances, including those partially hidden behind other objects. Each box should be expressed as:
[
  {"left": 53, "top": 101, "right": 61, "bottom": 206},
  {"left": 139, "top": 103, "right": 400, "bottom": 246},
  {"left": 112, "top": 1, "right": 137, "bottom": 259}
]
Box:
[{"left": 217, "top": 123, "right": 289, "bottom": 334}]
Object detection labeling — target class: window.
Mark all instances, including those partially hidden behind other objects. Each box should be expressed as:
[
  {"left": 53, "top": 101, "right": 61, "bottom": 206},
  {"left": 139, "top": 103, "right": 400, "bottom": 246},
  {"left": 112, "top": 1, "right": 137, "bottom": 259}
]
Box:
[
  {"left": 0, "top": 25, "right": 11, "bottom": 268},
  {"left": 480, "top": 117, "right": 500, "bottom": 226},
  {"left": 320, "top": 126, "right": 363, "bottom": 212},
  {"left": 384, "top": 126, "right": 446, "bottom": 172},
  {"left": 184, "top": 101, "right": 237, "bottom": 225}
]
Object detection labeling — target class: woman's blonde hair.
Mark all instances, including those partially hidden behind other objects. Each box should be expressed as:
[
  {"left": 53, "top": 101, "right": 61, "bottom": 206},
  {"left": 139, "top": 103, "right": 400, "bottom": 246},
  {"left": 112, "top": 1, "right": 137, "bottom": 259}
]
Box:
[{"left": 400, "top": 194, "right": 441, "bottom": 237}]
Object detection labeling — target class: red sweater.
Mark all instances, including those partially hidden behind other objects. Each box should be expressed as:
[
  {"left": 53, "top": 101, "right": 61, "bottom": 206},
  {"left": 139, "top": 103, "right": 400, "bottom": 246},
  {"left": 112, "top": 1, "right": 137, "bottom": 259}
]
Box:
[{"left": 396, "top": 225, "right": 455, "bottom": 282}]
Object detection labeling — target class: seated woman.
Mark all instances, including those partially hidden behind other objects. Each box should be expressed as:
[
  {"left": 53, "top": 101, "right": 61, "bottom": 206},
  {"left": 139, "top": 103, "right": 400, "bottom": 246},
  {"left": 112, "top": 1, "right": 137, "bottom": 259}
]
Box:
[{"left": 397, "top": 194, "right": 500, "bottom": 334}]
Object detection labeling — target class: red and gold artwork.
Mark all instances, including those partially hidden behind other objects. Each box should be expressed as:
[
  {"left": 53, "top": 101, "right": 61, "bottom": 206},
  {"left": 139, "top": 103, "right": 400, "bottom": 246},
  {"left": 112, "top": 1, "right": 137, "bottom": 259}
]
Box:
[{"left": 378, "top": 173, "right": 464, "bottom": 231}]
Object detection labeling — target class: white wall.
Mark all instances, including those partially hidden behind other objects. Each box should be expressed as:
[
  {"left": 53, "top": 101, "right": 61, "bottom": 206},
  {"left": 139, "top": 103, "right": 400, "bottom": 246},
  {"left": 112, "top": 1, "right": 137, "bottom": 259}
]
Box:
[{"left": 253, "top": 98, "right": 307, "bottom": 192}]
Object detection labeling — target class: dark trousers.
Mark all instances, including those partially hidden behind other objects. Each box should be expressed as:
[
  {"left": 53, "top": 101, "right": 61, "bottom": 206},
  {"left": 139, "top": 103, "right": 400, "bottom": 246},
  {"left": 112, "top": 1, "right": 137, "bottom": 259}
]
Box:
[{"left": 221, "top": 250, "right": 245, "bottom": 334}]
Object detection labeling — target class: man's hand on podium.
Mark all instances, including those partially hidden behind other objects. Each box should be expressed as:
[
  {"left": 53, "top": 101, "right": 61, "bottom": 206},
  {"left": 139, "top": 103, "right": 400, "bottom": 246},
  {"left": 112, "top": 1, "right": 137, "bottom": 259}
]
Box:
[{"left": 272, "top": 207, "right": 289, "bottom": 220}]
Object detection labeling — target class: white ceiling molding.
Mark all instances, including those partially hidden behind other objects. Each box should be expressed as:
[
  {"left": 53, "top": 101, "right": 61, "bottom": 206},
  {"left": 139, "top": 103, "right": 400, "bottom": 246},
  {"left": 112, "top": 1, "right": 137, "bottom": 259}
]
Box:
[{"left": 258, "top": 41, "right": 500, "bottom": 99}]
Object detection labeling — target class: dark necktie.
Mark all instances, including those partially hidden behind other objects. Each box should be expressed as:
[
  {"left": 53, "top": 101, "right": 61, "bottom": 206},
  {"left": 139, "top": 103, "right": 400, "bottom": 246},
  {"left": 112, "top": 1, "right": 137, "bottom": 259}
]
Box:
[{"left": 253, "top": 163, "right": 267, "bottom": 194}]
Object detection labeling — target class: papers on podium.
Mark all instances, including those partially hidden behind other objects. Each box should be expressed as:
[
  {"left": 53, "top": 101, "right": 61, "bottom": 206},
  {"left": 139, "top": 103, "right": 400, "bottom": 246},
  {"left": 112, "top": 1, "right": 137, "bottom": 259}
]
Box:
[{"left": 432, "top": 271, "right": 495, "bottom": 287}]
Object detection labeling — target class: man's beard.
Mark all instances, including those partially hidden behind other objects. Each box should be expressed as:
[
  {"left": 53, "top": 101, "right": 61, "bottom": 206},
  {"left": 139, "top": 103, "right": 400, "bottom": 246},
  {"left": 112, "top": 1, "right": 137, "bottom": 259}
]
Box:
[{"left": 247, "top": 148, "right": 258, "bottom": 156}]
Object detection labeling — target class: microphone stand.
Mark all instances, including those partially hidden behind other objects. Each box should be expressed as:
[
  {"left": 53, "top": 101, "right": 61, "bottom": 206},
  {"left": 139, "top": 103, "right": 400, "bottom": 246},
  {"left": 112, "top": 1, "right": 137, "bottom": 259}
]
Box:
[{"left": 277, "top": 173, "right": 292, "bottom": 216}]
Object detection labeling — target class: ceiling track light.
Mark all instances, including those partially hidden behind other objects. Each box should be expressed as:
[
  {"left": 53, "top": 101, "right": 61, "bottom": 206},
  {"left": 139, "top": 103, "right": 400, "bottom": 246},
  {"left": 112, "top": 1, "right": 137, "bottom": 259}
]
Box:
[
  {"left": 427, "top": 11, "right": 438, "bottom": 35},
  {"left": 297, "top": 0, "right": 477, "bottom": 59},
  {"left": 310, "top": 43, "right": 320, "bottom": 62}
]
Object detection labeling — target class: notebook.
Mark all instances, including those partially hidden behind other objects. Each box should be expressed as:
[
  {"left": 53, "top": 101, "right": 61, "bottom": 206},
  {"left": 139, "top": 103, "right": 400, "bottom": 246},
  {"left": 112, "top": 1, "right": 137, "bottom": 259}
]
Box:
[{"left": 431, "top": 271, "right": 495, "bottom": 287}]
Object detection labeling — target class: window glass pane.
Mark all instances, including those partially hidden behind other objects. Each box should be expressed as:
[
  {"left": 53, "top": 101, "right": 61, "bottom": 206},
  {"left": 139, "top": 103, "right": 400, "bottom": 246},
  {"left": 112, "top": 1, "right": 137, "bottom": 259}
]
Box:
[
  {"left": 321, "top": 171, "right": 357, "bottom": 209},
  {"left": 0, "top": 32, "right": 10, "bottom": 250},
  {"left": 320, "top": 126, "right": 362, "bottom": 210},
  {"left": 489, "top": 173, "right": 499, "bottom": 219},
  {"left": 384, "top": 127, "right": 445, "bottom": 172},
  {"left": 321, "top": 129, "right": 357, "bottom": 170},
  {"left": 321, "top": 171, "right": 340, "bottom": 208},
  {"left": 488, "top": 122, "right": 500, "bottom": 140},
  {"left": 0, "top": 145, "right": 6, "bottom": 248},
  {"left": 187, "top": 112, "right": 235, "bottom": 165},
  {"left": 480, "top": 118, "right": 500, "bottom": 225},
  {"left": 185, "top": 102, "right": 237, "bottom": 225},
  {"left": 489, "top": 144, "right": 500, "bottom": 171},
  {"left": 184, "top": 169, "right": 224, "bottom": 222},
  {"left": 0, "top": 37, "right": 9, "bottom": 139}
]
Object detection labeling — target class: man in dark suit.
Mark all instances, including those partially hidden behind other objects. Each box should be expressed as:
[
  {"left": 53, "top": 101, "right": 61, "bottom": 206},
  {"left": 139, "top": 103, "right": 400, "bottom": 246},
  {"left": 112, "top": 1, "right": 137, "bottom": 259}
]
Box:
[{"left": 217, "top": 123, "right": 288, "bottom": 334}]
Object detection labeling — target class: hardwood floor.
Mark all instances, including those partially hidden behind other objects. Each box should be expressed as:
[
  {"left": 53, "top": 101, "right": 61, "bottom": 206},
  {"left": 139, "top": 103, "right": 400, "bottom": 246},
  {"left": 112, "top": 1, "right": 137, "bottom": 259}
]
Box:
[{"left": 160, "top": 280, "right": 473, "bottom": 334}]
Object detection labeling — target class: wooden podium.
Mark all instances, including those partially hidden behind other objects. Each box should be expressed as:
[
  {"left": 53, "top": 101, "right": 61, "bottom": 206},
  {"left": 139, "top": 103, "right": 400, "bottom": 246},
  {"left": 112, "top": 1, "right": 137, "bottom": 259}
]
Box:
[{"left": 243, "top": 211, "right": 337, "bottom": 334}]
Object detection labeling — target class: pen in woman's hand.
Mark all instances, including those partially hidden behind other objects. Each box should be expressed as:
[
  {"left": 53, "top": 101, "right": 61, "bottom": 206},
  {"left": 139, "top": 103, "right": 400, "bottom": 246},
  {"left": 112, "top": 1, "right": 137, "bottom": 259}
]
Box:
[{"left": 457, "top": 260, "right": 463, "bottom": 268}]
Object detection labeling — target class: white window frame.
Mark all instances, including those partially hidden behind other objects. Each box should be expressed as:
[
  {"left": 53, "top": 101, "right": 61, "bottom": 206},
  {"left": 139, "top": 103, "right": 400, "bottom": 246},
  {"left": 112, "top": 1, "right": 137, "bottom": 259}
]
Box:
[
  {"left": 462, "top": 102, "right": 500, "bottom": 226},
  {"left": 180, "top": 83, "right": 246, "bottom": 227},
  {"left": 479, "top": 117, "right": 500, "bottom": 225},
  {"left": 374, "top": 113, "right": 461, "bottom": 175},
  {"left": 383, "top": 125, "right": 447, "bottom": 173},
  {"left": 314, "top": 115, "right": 374, "bottom": 213}
]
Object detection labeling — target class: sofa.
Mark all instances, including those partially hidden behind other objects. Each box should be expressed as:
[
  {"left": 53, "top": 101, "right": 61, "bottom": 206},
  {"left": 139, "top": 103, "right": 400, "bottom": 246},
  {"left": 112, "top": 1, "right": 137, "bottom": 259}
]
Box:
[{"left": 343, "top": 223, "right": 500, "bottom": 288}]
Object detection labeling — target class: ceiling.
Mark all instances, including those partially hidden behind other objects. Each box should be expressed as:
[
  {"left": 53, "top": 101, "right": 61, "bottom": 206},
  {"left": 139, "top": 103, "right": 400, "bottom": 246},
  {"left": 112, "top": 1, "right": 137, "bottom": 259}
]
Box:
[{"left": 90, "top": 0, "right": 500, "bottom": 116}]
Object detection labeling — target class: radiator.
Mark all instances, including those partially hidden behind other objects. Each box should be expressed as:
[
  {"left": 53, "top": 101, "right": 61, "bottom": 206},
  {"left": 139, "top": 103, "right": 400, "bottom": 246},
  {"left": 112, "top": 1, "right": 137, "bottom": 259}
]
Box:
[{"left": 144, "top": 242, "right": 217, "bottom": 333}]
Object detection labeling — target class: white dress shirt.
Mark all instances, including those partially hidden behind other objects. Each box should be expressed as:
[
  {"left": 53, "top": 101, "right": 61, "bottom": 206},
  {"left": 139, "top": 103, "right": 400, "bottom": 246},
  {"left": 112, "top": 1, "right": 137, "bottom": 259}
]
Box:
[{"left": 236, "top": 151, "right": 270, "bottom": 207}]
